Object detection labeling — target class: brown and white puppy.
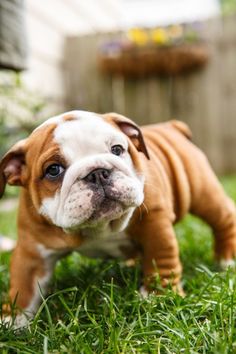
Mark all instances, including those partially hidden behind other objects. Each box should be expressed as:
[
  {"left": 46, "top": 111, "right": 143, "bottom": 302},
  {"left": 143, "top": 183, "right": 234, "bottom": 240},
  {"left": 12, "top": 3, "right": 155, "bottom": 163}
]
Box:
[{"left": 1, "top": 110, "right": 236, "bottom": 327}]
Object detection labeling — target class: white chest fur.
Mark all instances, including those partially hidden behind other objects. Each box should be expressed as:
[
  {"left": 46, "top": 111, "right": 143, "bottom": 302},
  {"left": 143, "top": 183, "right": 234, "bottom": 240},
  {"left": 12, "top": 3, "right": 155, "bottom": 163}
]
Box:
[
  {"left": 38, "top": 230, "right": 135, "bottom": 262},
  {"left": 78, "top": 232, "right": 134, "bottom": 259}
]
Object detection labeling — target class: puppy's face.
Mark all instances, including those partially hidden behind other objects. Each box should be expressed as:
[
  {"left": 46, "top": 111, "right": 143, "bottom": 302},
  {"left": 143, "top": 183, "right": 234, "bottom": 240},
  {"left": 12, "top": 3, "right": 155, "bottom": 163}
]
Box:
[{"left": 0, "top": 111, "right": 149, "bottom": 234}]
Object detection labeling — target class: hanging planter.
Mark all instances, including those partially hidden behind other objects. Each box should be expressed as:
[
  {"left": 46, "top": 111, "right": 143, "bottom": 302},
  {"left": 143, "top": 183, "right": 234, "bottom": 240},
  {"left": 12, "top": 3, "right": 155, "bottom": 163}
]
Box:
[{"left": 98, "top": 24, "right": 209, "bottom": 77}]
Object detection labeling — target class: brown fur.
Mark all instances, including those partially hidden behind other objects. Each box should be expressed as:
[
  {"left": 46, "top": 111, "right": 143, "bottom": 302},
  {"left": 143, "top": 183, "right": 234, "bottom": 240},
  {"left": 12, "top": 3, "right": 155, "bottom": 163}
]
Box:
[
  {"left": 128, "top": 120, "right": 236, "bottom": 289},
  {"left": 1, "top": 113, "right": 236, "bottom": 314}
]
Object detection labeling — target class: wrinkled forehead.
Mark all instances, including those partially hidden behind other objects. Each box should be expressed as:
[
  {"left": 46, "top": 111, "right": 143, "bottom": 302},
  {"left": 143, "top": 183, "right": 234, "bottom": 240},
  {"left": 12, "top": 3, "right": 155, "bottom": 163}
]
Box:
[{"left": 29, "top": 110, "right": 126, "bottom": 164}]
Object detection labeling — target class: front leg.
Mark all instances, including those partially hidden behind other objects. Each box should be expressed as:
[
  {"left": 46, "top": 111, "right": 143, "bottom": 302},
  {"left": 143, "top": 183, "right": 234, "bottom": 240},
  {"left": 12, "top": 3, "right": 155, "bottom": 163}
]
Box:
[
  {"left": 132, "top": 212, "right": 183, "bottom": 293},
  {"left": 2, "top": 242, "right": 56, "bottom": 327}
]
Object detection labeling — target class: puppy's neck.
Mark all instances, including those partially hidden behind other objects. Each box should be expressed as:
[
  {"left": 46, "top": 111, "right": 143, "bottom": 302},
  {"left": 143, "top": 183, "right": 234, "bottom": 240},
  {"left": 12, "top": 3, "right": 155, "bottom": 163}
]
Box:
[
  {"left": 80, "top": 222, "right": 111, "bottom": 240},
  {"left": 78, "top": 207, "right": 136, "bottom": 241}
]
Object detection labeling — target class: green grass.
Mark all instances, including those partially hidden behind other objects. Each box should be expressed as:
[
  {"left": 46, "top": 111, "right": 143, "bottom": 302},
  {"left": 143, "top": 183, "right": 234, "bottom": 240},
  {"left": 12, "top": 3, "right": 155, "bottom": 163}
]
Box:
[
  {"left": 1, "top": 176, "right": 236, "bottom": 353},
  {"left": 0, "top": 209, "right": 17, "bottom": 239}
]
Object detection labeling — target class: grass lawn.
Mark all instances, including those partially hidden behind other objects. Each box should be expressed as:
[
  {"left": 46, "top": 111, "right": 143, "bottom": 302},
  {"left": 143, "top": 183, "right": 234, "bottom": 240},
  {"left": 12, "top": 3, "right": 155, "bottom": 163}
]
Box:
[{"left": 1, "top": 176, "right": 236, "bottom": 353}]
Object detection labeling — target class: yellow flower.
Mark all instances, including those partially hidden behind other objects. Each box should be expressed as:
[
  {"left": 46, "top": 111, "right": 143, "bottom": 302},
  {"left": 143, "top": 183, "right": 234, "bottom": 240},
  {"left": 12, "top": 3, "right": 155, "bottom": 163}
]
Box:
[
  {"left": 151, "top": 28, "right": 169, "bottom": 45},
  {"left": 128, "top": 28, "right": 149, "bottom": 46}
]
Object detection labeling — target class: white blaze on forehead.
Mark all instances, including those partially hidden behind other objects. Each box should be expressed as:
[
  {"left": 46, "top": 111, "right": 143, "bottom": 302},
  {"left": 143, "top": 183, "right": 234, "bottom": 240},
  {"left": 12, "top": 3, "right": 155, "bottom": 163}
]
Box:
[
  {"left": 53, "top": 111, "right": 128, "bottom": 164},
  {"left": 34, "top": 110, "right": 99, "bottom": 132}
]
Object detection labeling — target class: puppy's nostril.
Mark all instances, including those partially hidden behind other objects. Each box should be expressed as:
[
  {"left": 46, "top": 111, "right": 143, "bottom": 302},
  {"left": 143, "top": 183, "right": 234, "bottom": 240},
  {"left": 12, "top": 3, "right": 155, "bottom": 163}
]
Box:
[
  {"left": 87, "top": 171, "right": 98, "bottom": 184},
  {"left": 101, "top": 169, "right": 110, "bottom": 179},
  {"left": 84, "top": 168, "right": 111, "bottom": 185}
]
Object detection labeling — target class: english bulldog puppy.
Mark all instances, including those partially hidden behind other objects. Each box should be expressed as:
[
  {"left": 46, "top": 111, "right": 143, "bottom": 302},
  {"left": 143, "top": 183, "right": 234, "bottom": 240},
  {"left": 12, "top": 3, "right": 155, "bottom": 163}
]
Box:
[{"left": 0, "top": 110, "right": 236, "bottom": 327}]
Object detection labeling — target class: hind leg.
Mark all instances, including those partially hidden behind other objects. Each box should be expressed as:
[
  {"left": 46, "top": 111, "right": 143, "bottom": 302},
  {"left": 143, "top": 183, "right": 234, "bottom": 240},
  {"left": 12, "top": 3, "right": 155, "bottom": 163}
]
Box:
[{"left": 191, "top": 175, "right": 236, "bottom": 266}]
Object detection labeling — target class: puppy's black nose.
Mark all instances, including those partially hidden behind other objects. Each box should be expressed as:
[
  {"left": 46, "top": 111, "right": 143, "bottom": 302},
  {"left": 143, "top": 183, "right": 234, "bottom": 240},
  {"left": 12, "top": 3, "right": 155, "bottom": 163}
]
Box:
[{"left": 84, "top": 168, "right": 111, "bottom": 185}]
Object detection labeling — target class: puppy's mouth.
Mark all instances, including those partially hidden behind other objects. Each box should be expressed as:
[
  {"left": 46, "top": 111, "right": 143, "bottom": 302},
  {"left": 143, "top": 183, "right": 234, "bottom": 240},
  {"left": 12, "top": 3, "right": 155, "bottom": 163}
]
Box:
[
  {"left": 60, "top": 170, "right": 142, "bottom": 232},
  {"left": 89, "top": 195, "right": 124, "bottom": 222}
]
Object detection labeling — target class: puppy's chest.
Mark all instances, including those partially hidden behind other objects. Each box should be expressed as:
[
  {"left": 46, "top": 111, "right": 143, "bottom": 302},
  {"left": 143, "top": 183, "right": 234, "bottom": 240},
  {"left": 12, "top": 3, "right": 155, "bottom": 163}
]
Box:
[
  {"left": 78, "top": 232, "right": 136, "bottom": 259},
  {"left": 38, "top": 232, "right": 136, "bottom": 264}
]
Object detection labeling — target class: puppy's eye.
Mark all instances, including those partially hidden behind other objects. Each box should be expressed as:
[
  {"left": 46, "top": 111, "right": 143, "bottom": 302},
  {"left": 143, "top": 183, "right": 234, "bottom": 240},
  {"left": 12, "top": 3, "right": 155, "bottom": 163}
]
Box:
[
  {"left": 111, "top": 145, "right": 124, "bottom": 156},
  {"left": 45, "top": 164, "right": 65, "bottom": 179}
]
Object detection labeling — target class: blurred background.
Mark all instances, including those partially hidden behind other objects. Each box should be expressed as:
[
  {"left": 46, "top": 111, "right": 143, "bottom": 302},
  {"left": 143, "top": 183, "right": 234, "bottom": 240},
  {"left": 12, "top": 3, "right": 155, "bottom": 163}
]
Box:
[{"left": 0, "top": 0, "right": 236, "bottom": 174}]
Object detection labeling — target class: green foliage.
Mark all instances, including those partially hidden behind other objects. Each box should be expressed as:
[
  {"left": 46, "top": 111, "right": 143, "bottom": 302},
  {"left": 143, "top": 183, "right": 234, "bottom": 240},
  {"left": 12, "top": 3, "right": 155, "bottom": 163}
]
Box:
[
  {"left": 221, "top": 0, "right": 236, "bottom": 15},
  {"left": 0, "top": 71, "right": 47, "bottom": 157},
  {"left": 0, "top": 209, "right": 17, "bottom": 238},
  {"left": 0, "top": 175, "right": 236, "bottom": 352}
]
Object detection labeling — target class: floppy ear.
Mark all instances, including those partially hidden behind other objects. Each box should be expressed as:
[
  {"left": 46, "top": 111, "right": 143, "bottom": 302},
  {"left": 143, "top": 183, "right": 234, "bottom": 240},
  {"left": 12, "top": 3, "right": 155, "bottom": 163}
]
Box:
[
  {"left": 0, "top": 139, "right": 27, "bottom": 198},
  {"left": 103, "top": 112, "right": 150, "bottom": 160}
]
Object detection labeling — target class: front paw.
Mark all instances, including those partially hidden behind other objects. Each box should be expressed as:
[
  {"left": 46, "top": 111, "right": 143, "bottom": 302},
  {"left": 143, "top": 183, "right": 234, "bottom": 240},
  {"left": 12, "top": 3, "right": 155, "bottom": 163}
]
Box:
[
  {"left": 0, "top": 313, "right": 30, "bottom": 329},
  {"left": 1, "top": 304, "right": 30, "bottom": 329},
  {"left": 219, "top": 258, "right": 236, "bottom": 270},
  {"left": 140, "top": 276, "right": 185, "bottom": 297}
]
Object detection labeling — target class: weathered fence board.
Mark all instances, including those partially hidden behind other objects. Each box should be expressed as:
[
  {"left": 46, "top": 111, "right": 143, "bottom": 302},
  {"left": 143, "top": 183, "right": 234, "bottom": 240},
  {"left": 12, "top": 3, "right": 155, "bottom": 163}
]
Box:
[{"left": 64, "top": 16, "right": 236, "bottom": 174}]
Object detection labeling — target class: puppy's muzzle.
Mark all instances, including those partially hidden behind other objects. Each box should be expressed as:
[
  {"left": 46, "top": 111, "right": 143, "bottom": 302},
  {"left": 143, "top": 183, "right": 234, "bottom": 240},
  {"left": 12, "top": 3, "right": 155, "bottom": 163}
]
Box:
[{"left": 83, "top": 168, "right": 111, "bottom": 186}]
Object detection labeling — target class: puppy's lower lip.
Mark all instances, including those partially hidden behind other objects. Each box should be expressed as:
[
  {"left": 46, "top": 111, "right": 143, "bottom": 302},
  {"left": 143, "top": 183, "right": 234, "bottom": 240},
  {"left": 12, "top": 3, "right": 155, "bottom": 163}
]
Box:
[
  {"left": 103, "top": 195, "right": 127, "bottom": 208},
  {"left": 104, "top": 195, "right": 118, "bottom": 202},
  {"left": 90, "top": 198, "right": 124, "bottom": 219},
  {"left": 99, "top": 196, "right": 121, "bottom": 207}
]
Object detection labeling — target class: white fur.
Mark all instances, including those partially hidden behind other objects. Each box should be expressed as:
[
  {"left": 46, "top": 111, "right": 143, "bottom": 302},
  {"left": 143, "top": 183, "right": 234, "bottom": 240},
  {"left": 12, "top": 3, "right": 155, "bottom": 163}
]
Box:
[
  {"left": 22, "top": 245, "right": 57, "bottom": 316},
  {"left": 34, "top": 110, "right": 97, "bottom": 132},
  {"left": 220, "top": 258, "right": 236, "bottom": 270},
  {"left": 40, "top": 154, "right": 143, "bottom": 230},
  {"left": 0, "top": 245, "right": 59, "bottom": 329},
  {"left": 0, "top": 236, "right": 16, "bottom": 251},
  {"left": 139, "top": 285, "right": 149, "bottom": 299},
  {"left": 39, "top": 110, "right": 144, "bottom": 235},
  {"left": 54, "top": 113, "right": 129, "bottom": 164},
  {"left": 12, "top": 245, "right": 59, "bottom": 329},
  {"left": 78, "top": 231, "right": 134, "bottom": 258}
]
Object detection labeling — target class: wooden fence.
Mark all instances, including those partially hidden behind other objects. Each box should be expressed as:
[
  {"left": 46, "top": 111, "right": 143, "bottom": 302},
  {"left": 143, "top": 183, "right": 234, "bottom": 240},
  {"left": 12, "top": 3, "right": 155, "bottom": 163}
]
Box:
[{"left": 64, "top": 16, "right": 236, "bottom": 174}]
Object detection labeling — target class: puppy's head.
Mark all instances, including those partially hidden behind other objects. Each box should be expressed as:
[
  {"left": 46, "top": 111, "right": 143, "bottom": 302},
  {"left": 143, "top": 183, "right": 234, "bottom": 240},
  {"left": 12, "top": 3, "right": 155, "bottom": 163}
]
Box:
[{"left": 0, "top": 111, "right": 149, "bottom": 233}]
